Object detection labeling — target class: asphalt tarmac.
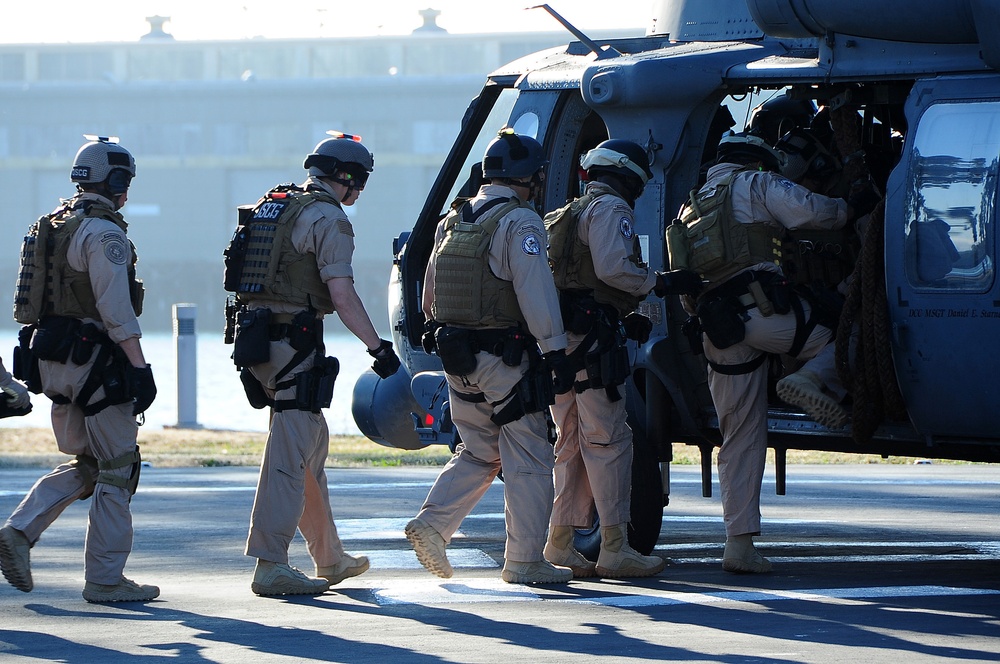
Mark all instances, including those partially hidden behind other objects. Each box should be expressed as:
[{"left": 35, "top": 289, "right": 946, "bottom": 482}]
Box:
[{"left": 0, "top": 462, "right": 998, "bottom": 663}]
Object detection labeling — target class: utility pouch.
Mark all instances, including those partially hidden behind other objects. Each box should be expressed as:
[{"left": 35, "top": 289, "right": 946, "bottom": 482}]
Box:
[
  {"left": 518, "top": 363, "right": 555, "bottom": 414},
  {"left": 71, "top": 323, "right": 102, "bottom": 365},
  {"left": 294, "top": 370, "right": 316, "bottom": 410},
  {"left": 603, "top": 345, "right": 630, "bottom": 387},
  {"left": 13, "top": 325, "right": 42, "bottom": 394},
  {"left": 435, "top": 327, "right": 478, "bottom": 376},
  {"left": 287, "top": 311, "right": 320, "bottom": 352},
  {"left": 233, "top": 307, "right": 271, "bottom": 368},
  {"left": 583, "top": 345, "right": 629, "bottom": 390},
  {"left": 561, "top": 295, "right": 602, "bottom": 335},
  {"left": 696, "top": 296, "right": 746, "bottom": 350},
  {"left": 747, "top": 281, "right": 774, "bottom": 317},
  {"left": 103, "top": 350, "right": 131, "bottom": 404},
  {"left": 313, "top": 356, "right": 339, "bottom": 410},
  {"left": 501, "top": 329, "right": 527, "bottom": 367},
  {"left": 681, "top": 316, "right": 705, "bottom": 356},
  {"left": 239, "top": 368, "right": 272, "bottom": 409},
  {"left": 30, "top": 316, "right": 80, "bottom": 363},
  {"left": 293, "top": 356, "right": 339, "bottom": 412},
  {"left": 766, "top": 278, "right": 792, "bottom": 315},
  {"left": 224, "top": 296, "right": 237, "bottom": 345}
]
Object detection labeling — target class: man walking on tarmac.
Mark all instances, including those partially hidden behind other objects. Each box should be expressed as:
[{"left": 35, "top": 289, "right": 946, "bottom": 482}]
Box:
[
  {"left": 405, "top": 128, "right": 576, "bottom": 585},
  {"left": 226, "top": 132, "right": 400, "bottom": 596},
  {"left": 0, "top": 136, "right": 158, "bottom": 603},
  {"left": 543, "top": 139, "right": 696, "bottom": 578}
]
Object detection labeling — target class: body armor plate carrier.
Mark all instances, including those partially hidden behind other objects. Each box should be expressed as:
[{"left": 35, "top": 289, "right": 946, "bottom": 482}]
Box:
[{"left": 431, "top": 197, "right": 531, "bottom": 328}]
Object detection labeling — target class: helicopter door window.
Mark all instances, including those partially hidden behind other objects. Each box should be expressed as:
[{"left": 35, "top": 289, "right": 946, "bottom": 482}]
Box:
[
  {"left": 441, "top": 88, "right": 519, "bottom": 214},
  {"left": 905, "top": 101, "right": 999, "bottom": 290}
]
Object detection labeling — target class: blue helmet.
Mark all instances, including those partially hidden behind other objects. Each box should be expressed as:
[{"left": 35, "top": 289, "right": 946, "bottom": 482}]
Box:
[{"left": 482, "top": 128, "right": 547, "bottom": 179}]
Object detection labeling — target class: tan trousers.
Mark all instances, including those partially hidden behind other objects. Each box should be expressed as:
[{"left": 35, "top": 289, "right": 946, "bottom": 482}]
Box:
[
  {"left": 5, "top": 356, "right": 138, "bottom": 585},
  {"left": 416, "top": 351, "right": 555, "bottom": 563},
  {"left": 244, "top": 339, "right": 346, "bottom": 567},
  {"left": 549, "top": 331, "right": 633, "bottom": 529},
  {"left": 704, "top": 302, "right": 832, "bottom": 537}
]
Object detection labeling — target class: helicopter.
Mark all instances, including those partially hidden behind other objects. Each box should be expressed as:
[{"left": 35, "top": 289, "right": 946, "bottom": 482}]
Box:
[{"left": 352, "top": 0, "right": 1000, "bottom": 553}]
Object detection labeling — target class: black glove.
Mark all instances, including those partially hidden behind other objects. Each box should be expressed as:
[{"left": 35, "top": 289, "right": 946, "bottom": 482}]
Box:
[
  {"left": 130, "top": 364, "right": 157, "bottom": 416},
  {"left": 653, "top": 269, "right": 703, "bottom": 297},
  {"left": 543, "top": 349, "right": 576, "bottom": 395},
  {"left": 622, "top": 312, "right": 653, "bottom": 344},
  {"left": 420, "top": 321, "right": 439, "bottom": 354},
  {"left": 368, "top": 339, "right": 401, "bottom": 379},
  {"left": 847, "top": 183, "right": 882, "bottom": 221}
]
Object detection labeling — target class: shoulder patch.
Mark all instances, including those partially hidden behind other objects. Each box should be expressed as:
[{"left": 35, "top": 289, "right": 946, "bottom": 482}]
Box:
[
  {"left": 521, "top": 233, "right": 542, "bottom": 256},
  {"left": 102, "top": 237, "right": 128, "bottom": 265},
  {"left": 776, "top": 177, "right": 795, "bottom": 190},
  {"left": 618, "top": 216, "right": 634, "bottom": 240},
  {"left": 517, "top": 222, "right": 544, "bottom": 236},
  {"left": 337, "top": 219, "right": 355, "bottom": 237}
]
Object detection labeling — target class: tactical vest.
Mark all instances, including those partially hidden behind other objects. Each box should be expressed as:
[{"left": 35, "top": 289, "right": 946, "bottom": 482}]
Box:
[
  {"left": 675, "top": 171, "right": 783, "bottom": 287},
  {"left": 14, "top": 200, "right": 143, "bottom": 325},
  {"left": 431, "top": 197, "right": 530, "bottom": 328},
  {"left": 225, "top": 184, "right": 338, "bottom": 313},
  {"left": 545, "top": 192, "right": 645, "bottom": 318}
]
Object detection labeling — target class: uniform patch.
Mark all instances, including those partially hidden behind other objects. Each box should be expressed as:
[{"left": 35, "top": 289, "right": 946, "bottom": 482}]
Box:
[
  {"left": 103, "top": 238, "right": 128, "bottom": 265},
  {"left": 337, "top": 219, "right": 355, "bottom": 237},
  {"left": 522, "top": 234, "right": 542, "bottom": 256},
  {"left": 776, "top": 177, "right": 795, "bottom": 189},
  {"left": 619, "top": 217, "right": 634, "bottom": 240}
]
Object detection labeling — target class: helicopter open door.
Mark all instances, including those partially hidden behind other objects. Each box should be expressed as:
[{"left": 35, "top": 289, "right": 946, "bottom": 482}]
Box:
[{"left": 886, "top": 76, "right": 1000, "bottom": 440}]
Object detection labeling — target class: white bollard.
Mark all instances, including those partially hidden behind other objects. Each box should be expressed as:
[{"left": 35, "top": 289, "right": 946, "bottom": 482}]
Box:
[{"left": 173, "top": 303, "right": 201, "bottom": 429}]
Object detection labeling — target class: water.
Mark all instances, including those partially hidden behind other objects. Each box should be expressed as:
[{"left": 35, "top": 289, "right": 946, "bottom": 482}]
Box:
[{"left": 0, "top": 332, "right": 369, "bottom": 434}]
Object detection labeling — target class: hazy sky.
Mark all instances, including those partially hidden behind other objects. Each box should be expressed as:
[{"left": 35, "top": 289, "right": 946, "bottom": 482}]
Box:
[{"left": 2, "top": 1, "right": 652, "bottom": 43}]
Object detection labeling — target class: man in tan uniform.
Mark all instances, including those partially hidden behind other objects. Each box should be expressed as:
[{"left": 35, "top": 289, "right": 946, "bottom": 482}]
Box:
[
  {"left": 0, "top": 137, "right": 159, "bottom": 602},
  {"left": 227, "top": 132, "right": 400, "bottom": 596},
  {"left": 405, "top": 129, "right": 575, "bottom": 585},
  {"left": 678, "top": 132, "right": 849, "bottom": 573},
  {"left": 544, "top": 139, "right": 684, "bottom": 578}
]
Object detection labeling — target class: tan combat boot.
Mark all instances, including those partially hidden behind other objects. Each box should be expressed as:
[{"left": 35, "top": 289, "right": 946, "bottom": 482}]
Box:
[
  {"left": 82, "top": 576, "right": 160, "bottom": 603},
  {"left": 543, "top": 525, "right": 597, "bottom": 578},
  {"left": 317, "top": 553, "right": 370, "bottom": 585},
  {"left": 501, "top": 559, "right": 573, "bottom": 584},
  {"left": 595, "top": 523, "right": 665, "bottom": 578},
  {"left": 722, "top": 534, "right": 772, "bottom": 574},
  {"left": 405, "top": 517, "right": 453, "bottom": 578},
  {"left": 251, "top": 560, "right": 330, "bottom": 596},
  {"left": 0, "top": 525, "right": 32, "bottom": 592},
  {"left": 776, "top": 370, "right": 848, "bottom": 429}
]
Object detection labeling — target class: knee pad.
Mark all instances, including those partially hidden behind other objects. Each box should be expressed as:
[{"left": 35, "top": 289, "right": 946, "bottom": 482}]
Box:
[{"left": 96, "top": 445, "right": 142, "bottom": 496}]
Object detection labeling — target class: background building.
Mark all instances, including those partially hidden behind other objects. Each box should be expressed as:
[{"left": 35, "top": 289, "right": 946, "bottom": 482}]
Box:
[{"left": 0, "top": 11, "right": 637, "bottom": 333}]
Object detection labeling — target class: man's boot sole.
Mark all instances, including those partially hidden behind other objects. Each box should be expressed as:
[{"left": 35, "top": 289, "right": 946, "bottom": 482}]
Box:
[
  {"left": 0, "top": 528, "right": 32, "bottom": 593},
  {"left": 405, "top": 522, "right": 453, "bottom": 579}
]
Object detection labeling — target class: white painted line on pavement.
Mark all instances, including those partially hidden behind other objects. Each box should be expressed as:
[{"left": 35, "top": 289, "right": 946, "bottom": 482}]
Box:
[
  {"left": 364, "top": 581, "right": 1000, "bottom": 607},
  {"left": 357, "top": 548, "right": 498, "bottom": 571},
  {"left": 369, "top": 578, "right": 540, "bottom": 605},
  {"left": 557, "top": 585, "right": 1000, "bottom": 609}
]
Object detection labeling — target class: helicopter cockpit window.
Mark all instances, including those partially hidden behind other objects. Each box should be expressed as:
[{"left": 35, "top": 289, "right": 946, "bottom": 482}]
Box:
[{"left": 905, "top": 102, "right": 998, "bottom": 290}]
